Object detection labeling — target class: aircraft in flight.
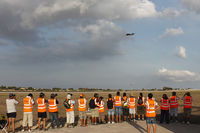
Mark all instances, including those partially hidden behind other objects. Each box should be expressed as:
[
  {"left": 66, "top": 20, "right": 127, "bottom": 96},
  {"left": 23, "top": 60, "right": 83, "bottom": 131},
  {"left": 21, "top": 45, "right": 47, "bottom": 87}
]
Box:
[{"left": 126, "top": 33, "right": 135, "bottom": 36}]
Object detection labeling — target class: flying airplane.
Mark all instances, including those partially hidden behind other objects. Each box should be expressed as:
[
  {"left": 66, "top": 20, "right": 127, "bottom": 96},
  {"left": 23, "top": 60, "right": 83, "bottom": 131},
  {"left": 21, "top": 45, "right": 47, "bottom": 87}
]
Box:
[{"left": 126, "top": 33, "right": 135, "bottom": 36}]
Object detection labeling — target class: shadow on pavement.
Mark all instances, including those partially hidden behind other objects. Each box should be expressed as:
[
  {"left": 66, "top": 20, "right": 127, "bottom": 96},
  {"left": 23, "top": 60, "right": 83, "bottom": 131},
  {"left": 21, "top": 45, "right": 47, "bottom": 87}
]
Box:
[{"left": 128, "top": 121, "right": 147, "bottom": 133}]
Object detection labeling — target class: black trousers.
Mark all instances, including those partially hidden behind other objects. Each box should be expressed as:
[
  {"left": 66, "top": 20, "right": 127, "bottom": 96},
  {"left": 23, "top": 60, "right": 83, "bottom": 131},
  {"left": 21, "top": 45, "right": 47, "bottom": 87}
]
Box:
[{"left": 160, "top": 110, "right": 169, "bottom": 123}]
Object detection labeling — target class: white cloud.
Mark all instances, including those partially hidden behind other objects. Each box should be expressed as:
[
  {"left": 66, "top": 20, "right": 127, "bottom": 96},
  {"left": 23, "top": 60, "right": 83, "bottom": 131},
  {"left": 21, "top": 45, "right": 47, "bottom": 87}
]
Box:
[
  {"left": 175, "top": 46, "right": 186, "bottom": 59},
  {"left": 159, "top": 8, "right": 180, "bottom": 18},
  {"left": 158, "top": 67, "right": 200, "bottom": 82},
  {"left": 160, "top": 27, "right": 184, "bottom": 38},
  {"left": 181, "top": 0, "right": 200, "bottom": 13}
]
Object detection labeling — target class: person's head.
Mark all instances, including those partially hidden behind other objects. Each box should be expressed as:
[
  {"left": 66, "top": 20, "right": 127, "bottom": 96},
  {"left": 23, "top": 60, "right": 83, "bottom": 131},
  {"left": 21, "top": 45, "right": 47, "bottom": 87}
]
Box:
[
  {"left": 123, "top": 92, "right": 126, "bottom": 97},
  {"left": 162, "top": 94, "right": 168, "bottom": 99},
  {"left": 80, "top": 93, "right": 84, "bottom": 98},
  {"left": 139, "top": 93, "right": 143, "bottom": 97},
  {"left": 94, "top": 93, "right": 98, "bottom": 98},
  {"left": 50, "top": 93, "right": 57, "bottom": 99},
  {"left": 9, "top": 93, "right": 15, "bottom": 99},
  {"left": 100, "top": 96, "right": 103, "bottom": 100},
  {"left": 67, "top": 94, "right": 71, "bottom": 99},
  {"left": 186, "top": 92, "right": 191, "bottom": 96},
  {"left": 39, "top": 93, "right": 45, "bottom": 98},
  {"left": 108, "top": 94, "right": 112, "bottom": 98},
  {"left": 148, "top": 93, "right": 153, "bottom": 99},
  {"left": 172, "top": 91, "right": 176, "bottom": 96},
  {"left": 117, "top": 91, "right": 120, "bottom": 96},
  {"left": 28, "top": 93, "right": 33, "bottom": 98}
]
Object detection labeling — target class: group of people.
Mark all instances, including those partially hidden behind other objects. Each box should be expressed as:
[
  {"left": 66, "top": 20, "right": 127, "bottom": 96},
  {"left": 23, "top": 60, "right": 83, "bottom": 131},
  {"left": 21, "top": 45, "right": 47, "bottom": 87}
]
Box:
[{"left": 5, "top": 91, "right": 192, "bottom": 133}]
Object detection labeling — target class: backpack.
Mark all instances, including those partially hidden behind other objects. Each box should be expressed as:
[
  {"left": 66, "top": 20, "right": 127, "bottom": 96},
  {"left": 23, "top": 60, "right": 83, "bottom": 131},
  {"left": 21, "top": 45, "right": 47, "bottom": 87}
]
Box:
[
  {"left": 138, "top": 97, "right": 143, "bottom": 105},
  {"left": 107, "top": 99, "right": 113, "bottom": 109},
  {"left": 63, "top": 99, "right": 71, "bottom": 109},
  {"left": 89, "top": 99, "right": 96, "bottom": 109}
]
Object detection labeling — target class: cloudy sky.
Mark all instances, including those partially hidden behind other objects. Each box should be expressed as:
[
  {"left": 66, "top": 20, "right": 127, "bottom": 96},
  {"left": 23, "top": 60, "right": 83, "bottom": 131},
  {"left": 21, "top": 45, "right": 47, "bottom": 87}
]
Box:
[{"left": 0, "top": 0, "right": 200, "bottom": 89}]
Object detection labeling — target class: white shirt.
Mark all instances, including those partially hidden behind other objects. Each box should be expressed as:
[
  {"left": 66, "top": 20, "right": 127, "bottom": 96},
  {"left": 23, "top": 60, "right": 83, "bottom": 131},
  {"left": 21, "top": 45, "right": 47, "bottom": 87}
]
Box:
[{"left": 6, "top": 99, "right": 19, "bottom": 113}]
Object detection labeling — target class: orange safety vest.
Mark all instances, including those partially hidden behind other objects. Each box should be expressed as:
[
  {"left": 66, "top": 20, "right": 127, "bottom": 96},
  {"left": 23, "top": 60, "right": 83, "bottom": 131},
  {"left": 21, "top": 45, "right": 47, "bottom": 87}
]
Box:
[
  {"left": 146, "top": 99, "right": 156, "bottom": 117},
  {"left": 123, "top": 96, "right": 128, "bottom": 101},
  {"left": 137, "top": 97, "right": 145, "bottom": 106},
  {"left": 78, "top": 98, "right": 87, "bottom": 111},
  {"left": 170, "top": 96, "right": 178, "bottom": 108},
  {"left": 48, "top": 99, "right": 58, "bottom": 112},
  {"left": 99, "top": 101, "right": 104, "bottom": 113},
  {"left": 184, "top": 96, "right": 192, "bottom": 109},
  {"left": 128, "top": 97, "right": 135, "bottom": 109},
  {"left": 23, "top": 96, "right": 33, "bottom": 112},
  {"left": 160, "top": 98, "right": 170, "bottom": 110},
  {"left": 66, "top": 99, "right": 74, "bottom": 112},
  {"left": 37, "top": 98, "right": 47, "bottom": 112},
  {"left": 114, "top": 96, "right": 122, "bottom": 107},
  {"left": 147, "top": 97, "right": 155, "bottom": 101}
]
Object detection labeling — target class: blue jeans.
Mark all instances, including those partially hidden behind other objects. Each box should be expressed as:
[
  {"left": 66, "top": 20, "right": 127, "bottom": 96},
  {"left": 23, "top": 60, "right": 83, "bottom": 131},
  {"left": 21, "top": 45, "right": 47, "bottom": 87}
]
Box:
[
  {"left": 49, "top": 112, "right": 59, "bottom": 128},
  {"left": 108, "top": 109, "right": 115, "bottom": 116},
  {"left": 146, "top": 117, "right": 156, "bottom": 124},
  {"left": 115, "top": 106, "right": 122, "bottom": 115}
]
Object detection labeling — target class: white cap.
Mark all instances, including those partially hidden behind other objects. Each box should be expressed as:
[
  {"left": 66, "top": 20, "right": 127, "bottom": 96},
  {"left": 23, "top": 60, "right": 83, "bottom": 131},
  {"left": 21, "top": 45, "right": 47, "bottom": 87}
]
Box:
[{"left": 67, "top": 94, "right": 71, "bottom": 99}]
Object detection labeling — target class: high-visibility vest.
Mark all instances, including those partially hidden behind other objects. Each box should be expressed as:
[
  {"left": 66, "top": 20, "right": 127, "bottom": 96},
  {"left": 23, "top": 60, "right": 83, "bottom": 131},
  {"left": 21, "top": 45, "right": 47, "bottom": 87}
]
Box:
[
  {"left": 114, "top": 96, "right": 122, "bottom": 107},
  {"left": 78, "top": 98, "right": 87, "bottom": 111},
  {"left": 170, "top": 96, "right": 178, "bottom": 108},
  {"left": 66, "top": 100, "right": 74, "bottom": 112},
  {"left": 48, "top": 99, "right": 58, "bottom": 112},
  {"left": 37, "top": 98, "right": 47, "bottom": 112},
  {"left": 146, "top": 99, "right": 156, "bottom": 117},
  {"left": 160, "top": 98, "right": 170, "bottom": 110},
  {"left": 23, "top": 96, "right": 33, "bottom": 112},
  {"left": 99, "top": 101, "right": 104, "bottom": 113},
  {"left": 128, "top": 97, "right": 135, "bottom": 109},
  {"left": 137, "top": 97, "right": 145, "bottom": 106},
  {"left": 184, "top": 96, "right": 192, "bottom": 109},
  {"left": 123, "top": 96, "right": 127, "bottom": 101}
]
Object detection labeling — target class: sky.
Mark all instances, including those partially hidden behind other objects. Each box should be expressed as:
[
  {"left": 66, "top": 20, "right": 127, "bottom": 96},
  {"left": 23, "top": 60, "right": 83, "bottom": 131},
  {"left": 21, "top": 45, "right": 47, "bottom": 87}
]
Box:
[{"left": 0, "top": 0, "right": 200, "bottom": 89}]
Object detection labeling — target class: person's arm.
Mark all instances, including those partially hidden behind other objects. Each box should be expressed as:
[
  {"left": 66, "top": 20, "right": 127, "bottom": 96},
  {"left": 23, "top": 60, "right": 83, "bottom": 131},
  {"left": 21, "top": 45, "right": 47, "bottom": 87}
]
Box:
[
  {"left": 14, "top": 97, "right": 19, "bottom": 104},
  {"left": 155, "top": 102, "right": 160, "bottom": 110},
  {"left": 32, "top": 99, "right": 35, "bottom": 105}
]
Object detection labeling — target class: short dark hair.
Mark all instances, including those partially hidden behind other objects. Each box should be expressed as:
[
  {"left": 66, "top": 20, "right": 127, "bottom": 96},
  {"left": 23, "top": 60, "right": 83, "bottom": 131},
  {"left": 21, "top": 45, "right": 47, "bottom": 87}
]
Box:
[
  {"left": 140, "top": 93, "right": 143, "bottom": 97},
  {"left": 172, "top": 92, "right": 176, "bottom": 96},
  {"left": 117, "top": 91, "right": 120, "bottom": 96},
  {"left": 162, "top": 94, "right": 168, "bottom": 99},
  {"left": 186, "top": 92, "right": 191, "bottom": 96},
  {"left": 148, "top": 93, "right": 153, "bottom": 99},
  {"left": 39, "top": 93, "right": 45, "bottom": 98},
  {"left": 94, "top": 93, "right": 98, "bottom": 98},
  {"left": 108, "top": 94, "right": 112, "bottom": 98},
  {"left": 100, "top": 96, "right": 103, "bottom": 100},
  {"left": 123, "top": 92, "right": 126, "bottom": 97},
  {"left": 28, "top": 93, "right": 33, "bottom": 97}
]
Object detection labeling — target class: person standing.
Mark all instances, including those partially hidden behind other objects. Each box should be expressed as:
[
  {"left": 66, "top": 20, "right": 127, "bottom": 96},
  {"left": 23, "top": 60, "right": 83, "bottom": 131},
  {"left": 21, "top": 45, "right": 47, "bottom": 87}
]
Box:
[
  {"left": 128, "top": 93, "right": 136, "bottom": 121},
  {"left": 48, "top": 94, "right": 59, "bottom": 129},
  {"left": 89, "top": 93, "right": 99, "bottom": 125},
  {"left": 160, "top": 94, "right": 170, "bottom": 124},
  {"left": 64, "top": 94, "right": 75, "bottom": 128},
  {"left": 22, "top": 93, "right": 34, "bottom": 132},
  {"left": 182, "top": 92, "right": 192, "bottom": 124},
  {"left": 137, "top": 93, "right": 145, "bottom": 120},
  {"left": 122, "top": 92, "right": 129, "bottom": 121},
  {"left": 107, "top": 94, "right": 115, "bottom": 124},
  {"left": 37, "top": 93, "right": 48, "bottom": 131},
  {"left": 98, "top": 96, "right": 105, "bottom": 124},
  {"left": 145, "top": 93, "right": 159, "bottom": 133},
  {"left": 114, "top": 91, "right": 122, "bottom": 123},
  {"left": 169, "top": 92, "right": 179, "bottom": 122},
  {"left": 6, "top": 93, "right": 19, "bottom": 133},
  {"left": 78, "top": 94, "right": 87, "bottom": 127}
]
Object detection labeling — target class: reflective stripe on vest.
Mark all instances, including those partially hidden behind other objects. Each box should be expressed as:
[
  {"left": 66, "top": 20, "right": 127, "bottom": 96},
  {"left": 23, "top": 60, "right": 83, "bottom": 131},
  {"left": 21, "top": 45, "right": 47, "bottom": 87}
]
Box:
[
  {"left": 99, "top": 101, "right": 104, "bottom": 113},
  {"left": 184, "top": 96, "right": 192, "bottom": 108},
  {"left": 48, "top": 99, "right": 58, "bottom": 112},
  {"left": 161, "top": 98, "right": 169, "bottom": 110},
  {"left": 23, "top": 97, "right": 33, "bottom": 112},
  {"left": 78, "top": 98, "right": 87, "bottom": 111},
  {"left": 128, "top": 98, "right": 135, "bottom": 109},
  {"left": 146, "top": 100, "right": 156, "bottom": 117},
  {"left": 37, "top": 98, "right": 47, "bottom": 112},
  {"left": 114, "top": 96, "right": 122, "bottom": 106},
  {"left": 170, "top": 96, "right": 178, "bottom": 108},
  {"left": 66, "top": 100, "right": 74, "bottom": 112}
]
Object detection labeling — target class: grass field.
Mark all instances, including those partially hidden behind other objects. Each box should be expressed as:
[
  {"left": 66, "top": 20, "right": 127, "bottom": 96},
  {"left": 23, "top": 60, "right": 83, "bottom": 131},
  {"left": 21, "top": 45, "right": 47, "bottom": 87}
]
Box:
[{"left": 0, "top": 90, "right": 200, "bottom": 130}]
